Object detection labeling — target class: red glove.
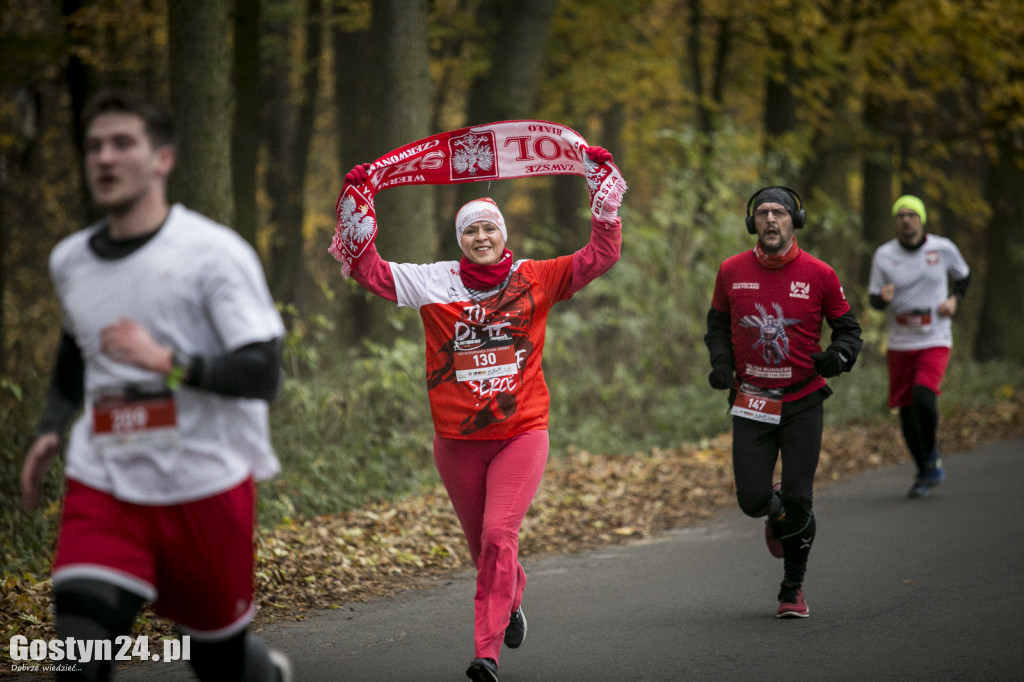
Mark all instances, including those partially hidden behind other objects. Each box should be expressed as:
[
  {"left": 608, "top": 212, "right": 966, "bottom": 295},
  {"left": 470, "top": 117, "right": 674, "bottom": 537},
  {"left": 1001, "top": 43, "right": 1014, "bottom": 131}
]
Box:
[
  {"left": 585, "top": 146, "right": 613, "bottom": 165},
  {"left": 583, "top": 145, "right": 626, "bottom": 224},
  {"left": 344, "top": 163, "right": 371, "bottom": 187}
]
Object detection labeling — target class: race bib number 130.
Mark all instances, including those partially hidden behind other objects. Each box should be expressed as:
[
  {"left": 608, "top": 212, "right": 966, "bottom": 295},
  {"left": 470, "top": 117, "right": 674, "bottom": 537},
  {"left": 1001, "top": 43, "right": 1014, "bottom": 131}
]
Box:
[{"left": 453, "top": 335, "right": 519, "bottom": 382}]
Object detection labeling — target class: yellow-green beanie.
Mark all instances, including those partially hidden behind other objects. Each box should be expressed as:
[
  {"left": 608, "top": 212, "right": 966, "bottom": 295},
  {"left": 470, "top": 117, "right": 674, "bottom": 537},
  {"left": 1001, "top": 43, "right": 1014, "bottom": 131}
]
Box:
[{"left": 892, "top": 195, "right": 927, "bottom": 225}]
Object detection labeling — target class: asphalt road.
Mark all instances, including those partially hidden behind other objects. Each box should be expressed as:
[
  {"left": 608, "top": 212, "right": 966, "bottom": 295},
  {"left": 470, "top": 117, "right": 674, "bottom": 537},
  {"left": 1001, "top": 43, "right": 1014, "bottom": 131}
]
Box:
[{"left": 117, "top": 438, "right": 1024, "bottom": 681}]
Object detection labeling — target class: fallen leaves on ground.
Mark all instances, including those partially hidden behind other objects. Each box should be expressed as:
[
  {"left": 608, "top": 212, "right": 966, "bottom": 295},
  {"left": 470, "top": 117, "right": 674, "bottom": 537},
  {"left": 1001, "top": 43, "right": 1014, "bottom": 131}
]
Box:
[{"left": 3, "top": 396, "right": 1022, "bottom": 645}]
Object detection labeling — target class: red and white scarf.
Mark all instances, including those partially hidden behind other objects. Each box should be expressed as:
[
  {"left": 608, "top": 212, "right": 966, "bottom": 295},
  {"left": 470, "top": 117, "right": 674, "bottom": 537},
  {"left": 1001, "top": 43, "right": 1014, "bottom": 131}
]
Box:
[{"left": 328, "top": 120, "right": 627, "bottom": 277}]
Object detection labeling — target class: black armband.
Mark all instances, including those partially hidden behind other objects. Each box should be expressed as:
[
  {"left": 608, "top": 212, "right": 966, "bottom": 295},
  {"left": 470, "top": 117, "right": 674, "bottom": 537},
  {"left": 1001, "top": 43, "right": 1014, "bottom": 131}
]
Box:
[
  {"left": 36, "top": 332, "right": 85, "bottom": 436},
  {"left": 186, "top": 338, "right": 283, "bottom": 402},
  {"left": 868, "top": 293, "right": 888, "bottom": 310},
  {"left": 824, "top": 310, "right": 864, "bottom": 372},
  {"left": 951, "top": 274, "right": 971, "bottom": 302},
  {"left": 703, "top": 307, "right": 735, "bottom": 370}
]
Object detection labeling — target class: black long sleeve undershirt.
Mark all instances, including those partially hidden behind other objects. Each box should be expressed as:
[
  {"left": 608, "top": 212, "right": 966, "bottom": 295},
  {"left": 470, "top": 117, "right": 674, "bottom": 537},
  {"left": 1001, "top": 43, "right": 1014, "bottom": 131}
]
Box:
[
  {"left": 822, "top": 309, "right": 863, "bottom": 372},
  {"left": 703, "top": 307, "right": 734, "bottom": 372},
  {"left": 36, "top": 332, "right": 86, "bottom": 436},
  {"left": 951, "top": 273, "right": 971, "bottom": 300},
  {"left": 184, "top": 338, "right": 283, "bottom": 401}
]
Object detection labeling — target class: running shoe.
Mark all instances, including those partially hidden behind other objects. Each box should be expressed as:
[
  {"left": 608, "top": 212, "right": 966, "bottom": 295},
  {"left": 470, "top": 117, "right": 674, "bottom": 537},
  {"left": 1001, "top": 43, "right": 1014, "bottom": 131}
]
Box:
[
  {"left": 921, "top": 452, "right": 945, "bottom": 487},
  {"left": 268, "top": 649, "right": 293, "bottom": 682},
  {"left": 776, "top": 584, "right": 810, "bottom": 618},
  {"left": 764, "top": 482, "right": 785, "bottom": 558},
  {"left": 907, "top": 478, "right": 930, "bottom": 498},
  {"left": 503, "top": 606, "right": 527, "bottom": 648},
  {"left": 466, "top": 657, "right": 498, "bottom": 682}
]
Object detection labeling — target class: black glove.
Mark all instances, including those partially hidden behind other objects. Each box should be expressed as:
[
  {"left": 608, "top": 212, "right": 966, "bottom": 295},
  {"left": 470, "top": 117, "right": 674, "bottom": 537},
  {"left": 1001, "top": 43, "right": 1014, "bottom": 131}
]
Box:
[
  {"left": 810, "top": 350, "right": 844, "bottom": 378},
  {"left": 708, "top": 364, "right": 733, "bottom": 390}
]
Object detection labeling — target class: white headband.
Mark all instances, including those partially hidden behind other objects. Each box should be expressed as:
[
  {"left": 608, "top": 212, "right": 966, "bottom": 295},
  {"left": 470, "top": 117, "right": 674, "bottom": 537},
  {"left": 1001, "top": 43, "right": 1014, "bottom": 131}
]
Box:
[{"left": 455, "top": 198, "right": 507, "bottom": 244}]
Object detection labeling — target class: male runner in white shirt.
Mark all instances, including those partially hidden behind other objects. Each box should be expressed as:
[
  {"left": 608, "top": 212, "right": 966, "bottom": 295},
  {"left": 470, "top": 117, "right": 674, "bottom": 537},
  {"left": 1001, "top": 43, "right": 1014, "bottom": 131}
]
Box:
[
  {"left": 868, "top": 194, "right": 971, "bottom": 498},
  {"left": 21, "top": 90, "right": 290, "bottom": 681}
]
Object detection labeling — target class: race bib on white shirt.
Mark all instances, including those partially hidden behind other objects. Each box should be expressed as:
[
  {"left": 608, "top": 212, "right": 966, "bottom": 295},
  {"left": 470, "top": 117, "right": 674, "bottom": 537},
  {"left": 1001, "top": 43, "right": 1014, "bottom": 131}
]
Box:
[{"left": 91, "top": 383, "right": 181, "bottom": 456}]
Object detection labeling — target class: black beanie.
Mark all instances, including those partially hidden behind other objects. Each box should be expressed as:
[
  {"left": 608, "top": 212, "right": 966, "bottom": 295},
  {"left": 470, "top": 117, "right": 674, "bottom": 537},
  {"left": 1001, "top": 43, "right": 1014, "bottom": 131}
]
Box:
[{"left": 752, "top": 187, "right": 797, "bottom": 215}]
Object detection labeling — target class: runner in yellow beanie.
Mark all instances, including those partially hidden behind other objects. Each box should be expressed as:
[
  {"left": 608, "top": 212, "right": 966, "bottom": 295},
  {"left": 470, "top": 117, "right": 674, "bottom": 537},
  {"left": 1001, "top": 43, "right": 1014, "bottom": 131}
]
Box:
[{"left": 891, "top": 194, "right": 927, "bottom": 225}]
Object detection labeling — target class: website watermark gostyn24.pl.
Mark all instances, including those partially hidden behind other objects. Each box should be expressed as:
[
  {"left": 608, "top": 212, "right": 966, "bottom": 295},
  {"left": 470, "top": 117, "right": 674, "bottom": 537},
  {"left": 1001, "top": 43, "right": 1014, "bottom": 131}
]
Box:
[{"left": 7, "top": 634, "right": 190, "bottom": 673}]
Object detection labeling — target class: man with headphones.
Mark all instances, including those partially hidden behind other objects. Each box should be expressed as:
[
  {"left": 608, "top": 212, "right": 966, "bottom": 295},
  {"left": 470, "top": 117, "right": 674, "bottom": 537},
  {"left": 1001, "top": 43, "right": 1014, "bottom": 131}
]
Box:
[{"left": 703, "top": 187, "right": 862, "bottom": 618}]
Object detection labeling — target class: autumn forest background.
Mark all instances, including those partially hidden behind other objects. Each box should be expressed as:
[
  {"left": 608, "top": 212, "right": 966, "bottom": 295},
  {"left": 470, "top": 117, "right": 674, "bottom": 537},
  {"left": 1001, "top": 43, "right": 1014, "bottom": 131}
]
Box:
[{"left": 2, "top": 0, "right": 1024, "bottom": 583}]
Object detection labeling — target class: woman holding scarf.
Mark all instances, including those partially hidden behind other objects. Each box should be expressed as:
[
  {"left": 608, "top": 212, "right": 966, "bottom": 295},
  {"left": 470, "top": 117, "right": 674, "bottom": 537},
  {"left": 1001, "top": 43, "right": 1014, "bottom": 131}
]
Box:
[{"left": 340, "top": 145, "right": 623, "bottom": 682}]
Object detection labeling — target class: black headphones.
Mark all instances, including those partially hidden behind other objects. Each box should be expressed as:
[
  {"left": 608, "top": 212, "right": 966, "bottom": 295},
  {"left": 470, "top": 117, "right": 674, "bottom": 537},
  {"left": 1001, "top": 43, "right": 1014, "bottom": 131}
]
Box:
[{"left": 745, "top": 186, "right": 806, "bottom": 234}]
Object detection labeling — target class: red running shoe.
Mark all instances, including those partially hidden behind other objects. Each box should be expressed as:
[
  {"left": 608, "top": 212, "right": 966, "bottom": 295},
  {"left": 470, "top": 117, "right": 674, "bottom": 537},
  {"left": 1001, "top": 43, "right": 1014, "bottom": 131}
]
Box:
[{"left": 776, "top": 585, "right": 810, "bottom": 618}]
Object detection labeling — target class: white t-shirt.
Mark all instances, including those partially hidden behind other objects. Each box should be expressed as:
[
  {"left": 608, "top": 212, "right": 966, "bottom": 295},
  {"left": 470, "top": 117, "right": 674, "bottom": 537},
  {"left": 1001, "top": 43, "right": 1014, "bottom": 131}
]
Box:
[
  {"left": 868, "top": 234, "right": 970, "bottom": 351},
  {"left": 50, "top": 204, "right": 285, "bottom": 504}
]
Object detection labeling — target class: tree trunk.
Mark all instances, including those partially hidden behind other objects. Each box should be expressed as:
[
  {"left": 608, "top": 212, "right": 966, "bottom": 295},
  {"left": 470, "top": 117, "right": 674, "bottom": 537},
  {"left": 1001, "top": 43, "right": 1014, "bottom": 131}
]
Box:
[
  {"left": 860, "top": 93, "right": 895, "bottom": 285},
  {"left": 61, "top": 0, "right": 100, "bottom": 220},
  {"left": 456, "top": 0, "right": 558, "bottom": 229},
  {"left": 0, "top": 164, "right": 7, "bottom": 374},
  {"left": 332, "top": 6, "right": 378, "bottom": 347},
  {"left": 762, "top": 33, "right": 799, "bottom": 187},
  {"left": 687, "top": 0, "right": 733, "bottom": 233},
  {"left": 231, "top": 0, "right": 261, "bottom": 247},
  {"left": 362, "top": 0, "right": 434, "bottom": 345},
  {"left": 263, "top": 0, "right": 323, "bottom": 306},
  {"left": 167, "top": 0, "right": 233, "bottom": 226},
  {"left": 974, "top": 124, "right": 1024, "bottom": 362},
  {"left": 465, "top": 0, "right": 557, "bottom": 125}
]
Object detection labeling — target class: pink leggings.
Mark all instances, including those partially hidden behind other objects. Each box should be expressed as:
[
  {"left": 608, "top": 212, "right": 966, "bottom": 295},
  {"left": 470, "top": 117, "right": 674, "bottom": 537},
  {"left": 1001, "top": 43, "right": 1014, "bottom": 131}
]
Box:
[{"left": 433, "top": 430, "right": 549, "bottom": 662}]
